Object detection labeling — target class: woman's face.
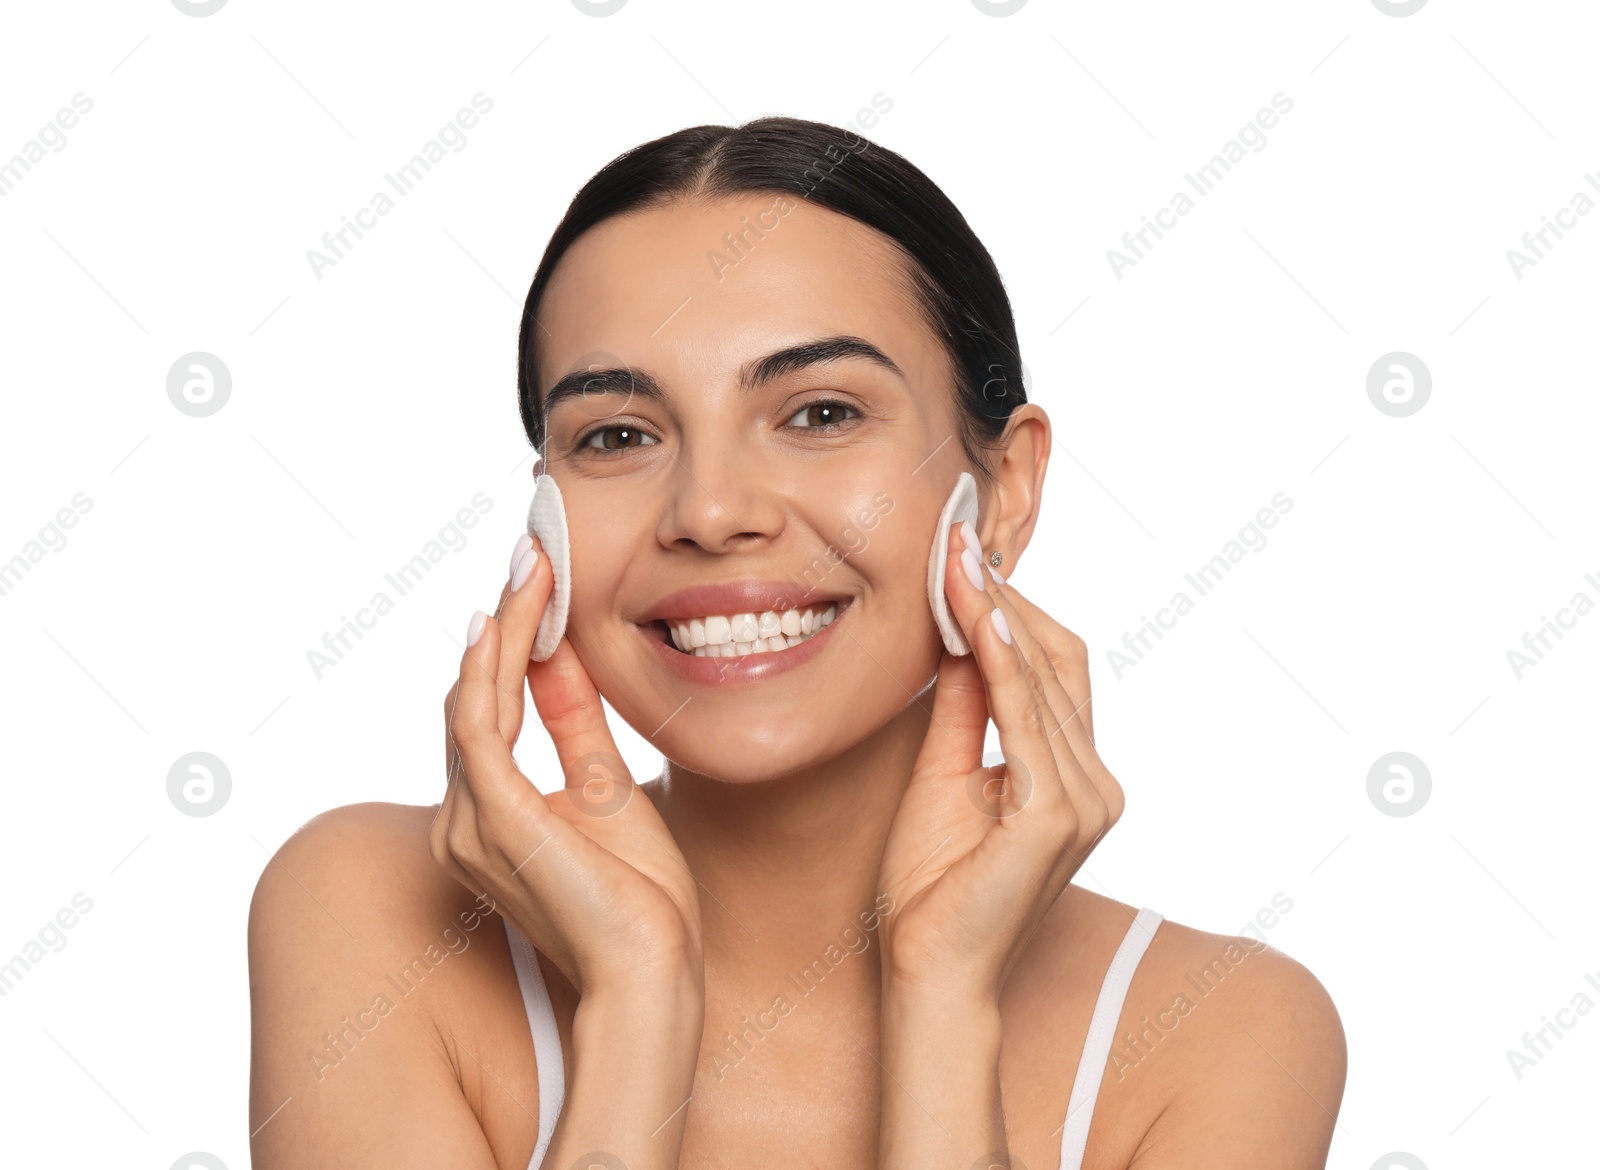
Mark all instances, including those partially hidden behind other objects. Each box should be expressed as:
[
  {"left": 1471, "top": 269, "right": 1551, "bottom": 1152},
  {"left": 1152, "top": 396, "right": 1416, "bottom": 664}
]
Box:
[{"left": 536, "top": 193, "right": 976, "bottom": 782}]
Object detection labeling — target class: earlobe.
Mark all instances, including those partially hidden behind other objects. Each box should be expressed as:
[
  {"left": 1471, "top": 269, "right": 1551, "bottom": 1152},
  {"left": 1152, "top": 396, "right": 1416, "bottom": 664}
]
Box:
[
  {"left": 926, "top": 471, "right": 978, "bottom": 656},
  {"left": 526, "top": 473, "right": 571, "bottom": 661}
]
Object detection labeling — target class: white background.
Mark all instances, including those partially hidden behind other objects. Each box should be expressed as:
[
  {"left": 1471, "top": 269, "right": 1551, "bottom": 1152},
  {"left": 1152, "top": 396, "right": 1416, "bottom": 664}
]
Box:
[{"left": 1, "top": 0, "right": 1595, "bottom": 1165}]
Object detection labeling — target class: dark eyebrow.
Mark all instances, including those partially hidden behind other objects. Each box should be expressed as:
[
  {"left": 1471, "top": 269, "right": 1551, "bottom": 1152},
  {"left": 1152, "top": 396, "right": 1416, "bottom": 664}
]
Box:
[
  {"left": 739, "top": 335, "right": 904, "bottom": 391},
  {"left": 541, "top": 335, "right": 904, "bottom": 420}
]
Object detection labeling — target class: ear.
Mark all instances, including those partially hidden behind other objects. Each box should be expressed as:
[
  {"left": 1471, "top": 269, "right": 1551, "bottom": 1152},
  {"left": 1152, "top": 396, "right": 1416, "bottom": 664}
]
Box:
[{"left": 978, "top": 403, "right": 1050, "bottom": 570}]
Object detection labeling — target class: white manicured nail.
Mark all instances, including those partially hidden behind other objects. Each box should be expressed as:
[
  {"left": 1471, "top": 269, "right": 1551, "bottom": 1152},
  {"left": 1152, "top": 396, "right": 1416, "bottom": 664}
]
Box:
[
  {"left": 989, "top": 565, "right": 1006, "bottom": 585},
  {"left": 990, "top": 608, "right": 1012, "bottom": 645},
  {"left": 509, "top": 532, "right": 533, "bottom": 577},
  {"left": 959, "top": 519, "right": 982, "bottom": 560},
  {"left": 961, "top": 548, "right": 986, "bottom": 591},
  {"left": 466, "top": 610, "right": 488, "bottom": 647},
  {"left": 512, "top": 546, "right": 539, "bottom": 591}
]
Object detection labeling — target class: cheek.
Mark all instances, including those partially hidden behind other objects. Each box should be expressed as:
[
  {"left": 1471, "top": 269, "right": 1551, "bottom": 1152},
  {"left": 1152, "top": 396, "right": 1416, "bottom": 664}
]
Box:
[
  {"left": 558, "top": 516, "right": 630, "bottom": 645},
  {"left": 849, "top": 493, "right": 947, "bottom": 657},
  {"left": 848, "top": 491, "right": 921, "bottom": 595}
]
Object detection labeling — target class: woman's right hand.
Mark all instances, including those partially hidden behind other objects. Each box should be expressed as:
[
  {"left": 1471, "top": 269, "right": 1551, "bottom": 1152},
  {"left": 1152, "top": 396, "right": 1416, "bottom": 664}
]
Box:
[{"left": 431, "top": 526, "right": 703, "bottom": 999}]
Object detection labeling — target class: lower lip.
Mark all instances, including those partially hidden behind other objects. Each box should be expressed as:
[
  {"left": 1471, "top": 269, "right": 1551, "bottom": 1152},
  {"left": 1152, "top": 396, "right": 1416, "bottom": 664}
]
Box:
[{"left": 644, "top": 605, "right": 849, "bottom": 685}]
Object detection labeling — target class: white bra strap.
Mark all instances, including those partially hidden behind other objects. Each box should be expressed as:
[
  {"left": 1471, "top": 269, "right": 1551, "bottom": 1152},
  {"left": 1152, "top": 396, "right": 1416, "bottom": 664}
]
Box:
[
  {"left": 502, "top": 917, "right": 566, "bottom": 1170},
  {"left": 1058, "top": 907, "right": 1164, "bottom": 1170}
]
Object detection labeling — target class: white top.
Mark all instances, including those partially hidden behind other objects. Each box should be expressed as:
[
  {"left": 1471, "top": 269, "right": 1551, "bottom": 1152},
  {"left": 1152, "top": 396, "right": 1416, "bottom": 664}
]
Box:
[{"left": 504, "top": 906, "right": 1164, "bottom": 1170}]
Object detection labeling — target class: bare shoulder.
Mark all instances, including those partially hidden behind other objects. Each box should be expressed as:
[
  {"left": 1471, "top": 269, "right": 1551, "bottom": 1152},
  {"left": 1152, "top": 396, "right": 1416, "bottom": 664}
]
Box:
[
  {"left": 1035, "top": 888, "right": 1346, "bottom": 1170},
  {"left": 248, "top": 802, "right": 537, "bottom": 1169},
  {"left": 248, "top": 802, "right": 484, "bottom": 968}
]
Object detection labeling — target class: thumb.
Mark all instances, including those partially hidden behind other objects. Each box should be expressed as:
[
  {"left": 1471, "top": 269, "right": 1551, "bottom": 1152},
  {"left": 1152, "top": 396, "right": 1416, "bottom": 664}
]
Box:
[
  {"left": 525, "top": 637, "right": 636, "bottom": 815},
  {"left": 911, "top": 650, "right": 990, "bottom": 779}
]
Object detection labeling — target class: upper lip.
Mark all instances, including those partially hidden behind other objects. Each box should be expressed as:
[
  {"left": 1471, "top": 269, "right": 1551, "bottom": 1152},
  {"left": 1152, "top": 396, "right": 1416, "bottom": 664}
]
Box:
[{"left": 639, "top": 579, "right": 852, "bottom": 624}]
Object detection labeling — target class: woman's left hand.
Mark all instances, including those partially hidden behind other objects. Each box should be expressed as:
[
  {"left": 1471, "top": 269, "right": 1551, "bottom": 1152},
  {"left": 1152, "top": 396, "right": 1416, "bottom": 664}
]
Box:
[{"left": 875, "top": 520, "right": 1126, "bottom": 999}]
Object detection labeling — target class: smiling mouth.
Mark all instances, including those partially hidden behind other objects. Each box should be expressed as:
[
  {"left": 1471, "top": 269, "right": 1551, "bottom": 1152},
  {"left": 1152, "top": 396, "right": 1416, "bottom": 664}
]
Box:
[{"left": 652, "top": 602, "right": 843, "bottom": 657}]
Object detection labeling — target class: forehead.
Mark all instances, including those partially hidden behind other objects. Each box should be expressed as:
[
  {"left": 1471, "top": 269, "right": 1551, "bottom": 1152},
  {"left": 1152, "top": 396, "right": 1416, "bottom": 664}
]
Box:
[{"left": 535, "top": 194, "right": 948, "bottom": 394}]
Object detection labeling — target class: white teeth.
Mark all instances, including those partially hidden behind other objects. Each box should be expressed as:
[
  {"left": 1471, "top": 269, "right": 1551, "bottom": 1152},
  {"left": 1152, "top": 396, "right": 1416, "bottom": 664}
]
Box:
[{"left": 666, "top": 602, "right": 843, "bottom": 655}]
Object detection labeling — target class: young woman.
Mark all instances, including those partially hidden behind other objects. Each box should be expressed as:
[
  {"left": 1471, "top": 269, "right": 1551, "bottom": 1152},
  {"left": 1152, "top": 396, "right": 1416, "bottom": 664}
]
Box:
[{"left": 249, "top": 116, "right": 1346, "bottom": 1170}]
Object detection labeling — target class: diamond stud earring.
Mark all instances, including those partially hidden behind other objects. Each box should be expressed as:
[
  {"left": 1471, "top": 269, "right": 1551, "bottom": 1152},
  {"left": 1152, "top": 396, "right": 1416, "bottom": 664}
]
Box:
[{"left": 988, "top": 551, "right": 1003, "bottom": 568}]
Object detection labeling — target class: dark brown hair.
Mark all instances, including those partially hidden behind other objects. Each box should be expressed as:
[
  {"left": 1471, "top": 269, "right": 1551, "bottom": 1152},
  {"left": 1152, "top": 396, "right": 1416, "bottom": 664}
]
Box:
[{"left": 517, "top": 115, "right": 1026, "bottom": 483}]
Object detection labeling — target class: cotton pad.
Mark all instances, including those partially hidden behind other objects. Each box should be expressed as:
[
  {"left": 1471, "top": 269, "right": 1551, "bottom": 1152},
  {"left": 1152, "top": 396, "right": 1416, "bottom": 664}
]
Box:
[
  {"left": 926, "top": 471, "right": 979, "bottom": 655},
  {"left": 525, "top": 473, "right": 571, "bottom": 662}
]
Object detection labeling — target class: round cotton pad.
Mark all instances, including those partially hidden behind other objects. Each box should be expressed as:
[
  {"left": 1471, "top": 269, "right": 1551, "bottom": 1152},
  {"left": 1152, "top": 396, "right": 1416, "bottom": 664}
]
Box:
[
  {"left": 927, "top": 471, "right": 979, "bottom": 656},
  {"left": 525, "top": 473, "right": 571, "bottom": 662}
]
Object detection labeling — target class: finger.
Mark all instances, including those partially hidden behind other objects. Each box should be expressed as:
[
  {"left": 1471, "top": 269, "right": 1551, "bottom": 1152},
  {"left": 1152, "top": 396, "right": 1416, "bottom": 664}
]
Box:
[
  {"left": 939, "top": 523, "right": 1067, "bottom": 824},
  {"left": 959, "top": 536, "right": 1086, "bottom": 756},
  {"left": 979, "top": 582, "right": 1107, "bottom": 825},
  {"left": 433, "top": 676, "right": 483, "bottom": 891},
  {"left": 494, "top": 531, "right": 555, "bottom": 746},
  {"left": 992, "top": 581, "right": 1095, "bottom": 744},
  {"left": 947, "top": 525, "right": 1086, "bottom": 795},
  {"left": 908, "top": 647, "right": 989, "bottom": 780},
  {"left": 992, "top": 582, "right": 1120, "bottom": 825},
  {"left": 525, "top": 633, "right": 639, "bottom": 803},
  {"left": 440, "top": 677, "right": 478, "bottom": 826},
  {"left": 450, "top": 605, "right": 540, "bottom": 823}
]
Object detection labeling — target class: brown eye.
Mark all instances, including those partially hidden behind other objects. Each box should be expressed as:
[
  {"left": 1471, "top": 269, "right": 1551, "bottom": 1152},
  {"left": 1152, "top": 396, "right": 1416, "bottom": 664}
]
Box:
[
  {"left": 580, "top": 425, "right": 657, "bottom": 451},
  {"left": 786, "top": 400, "right": 859, "bottom": 429}
]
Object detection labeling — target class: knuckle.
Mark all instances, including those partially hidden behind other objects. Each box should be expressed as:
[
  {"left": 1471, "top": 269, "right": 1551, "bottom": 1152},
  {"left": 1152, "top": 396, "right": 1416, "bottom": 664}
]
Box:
[
  {"left": 1080, "top": 794, "right": 1109, "bottom": 837},
  {"left": 427, "top": 821, "right": 451, "bottom": 869},
  {"left": 1104, "top": 778, "right": 1127, "bottom": 826},
  {"left": 1063, "top": 630, "right": 1088, "bottom": 665},
  {"left": 448, "top": 702, "right": 478, "bottom": 746},
  {"left": 1017, "top": 667, "right": 1052, "bottom": 728},
  {"left": 1019, "top": 693, "right": 1049, "bottom": 737},
  {"left": 496, "top": 677, "right": 523, "bottom": 714},
  {"left": 1049, "top": 803, "right": 1080, "bottom": 843},
  {"left": 445, "top": 819, "right": 479, "bottom": 863}
]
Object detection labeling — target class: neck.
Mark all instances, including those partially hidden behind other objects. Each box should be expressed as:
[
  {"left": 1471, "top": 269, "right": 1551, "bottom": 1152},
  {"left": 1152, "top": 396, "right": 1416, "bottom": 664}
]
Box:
[{"left": 649, "top": 689, "right": 933, "bottom": 982}]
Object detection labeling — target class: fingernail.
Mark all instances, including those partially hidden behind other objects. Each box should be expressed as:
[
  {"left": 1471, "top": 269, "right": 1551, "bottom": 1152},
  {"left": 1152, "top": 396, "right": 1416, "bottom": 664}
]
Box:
[
  {"left": 990, "top": 608, "right": 1012, "bottom": 645},
  {"left": 960, "top": 548, "right": 986, "bottom": 591},
  {"left": 989, "top": 565, "right": 1006, "bottom": 585},
  {"left": 512, "top": 546, "right": 539, "bottom": 591},
  {"left": 959, "top": 519, "right": 982, "bottom": 561},
  {"left": 466, "top": 610, "right": 488, "bottom": 647},
  {"left": 509, "top": 532, "right": 533, "bottom": 578}
]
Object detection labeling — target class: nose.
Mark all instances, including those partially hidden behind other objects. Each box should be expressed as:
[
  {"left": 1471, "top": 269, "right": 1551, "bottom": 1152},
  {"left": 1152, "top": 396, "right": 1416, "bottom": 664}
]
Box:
[{"left": 654, "top": 440, "right": 787, "bottom": 555}]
